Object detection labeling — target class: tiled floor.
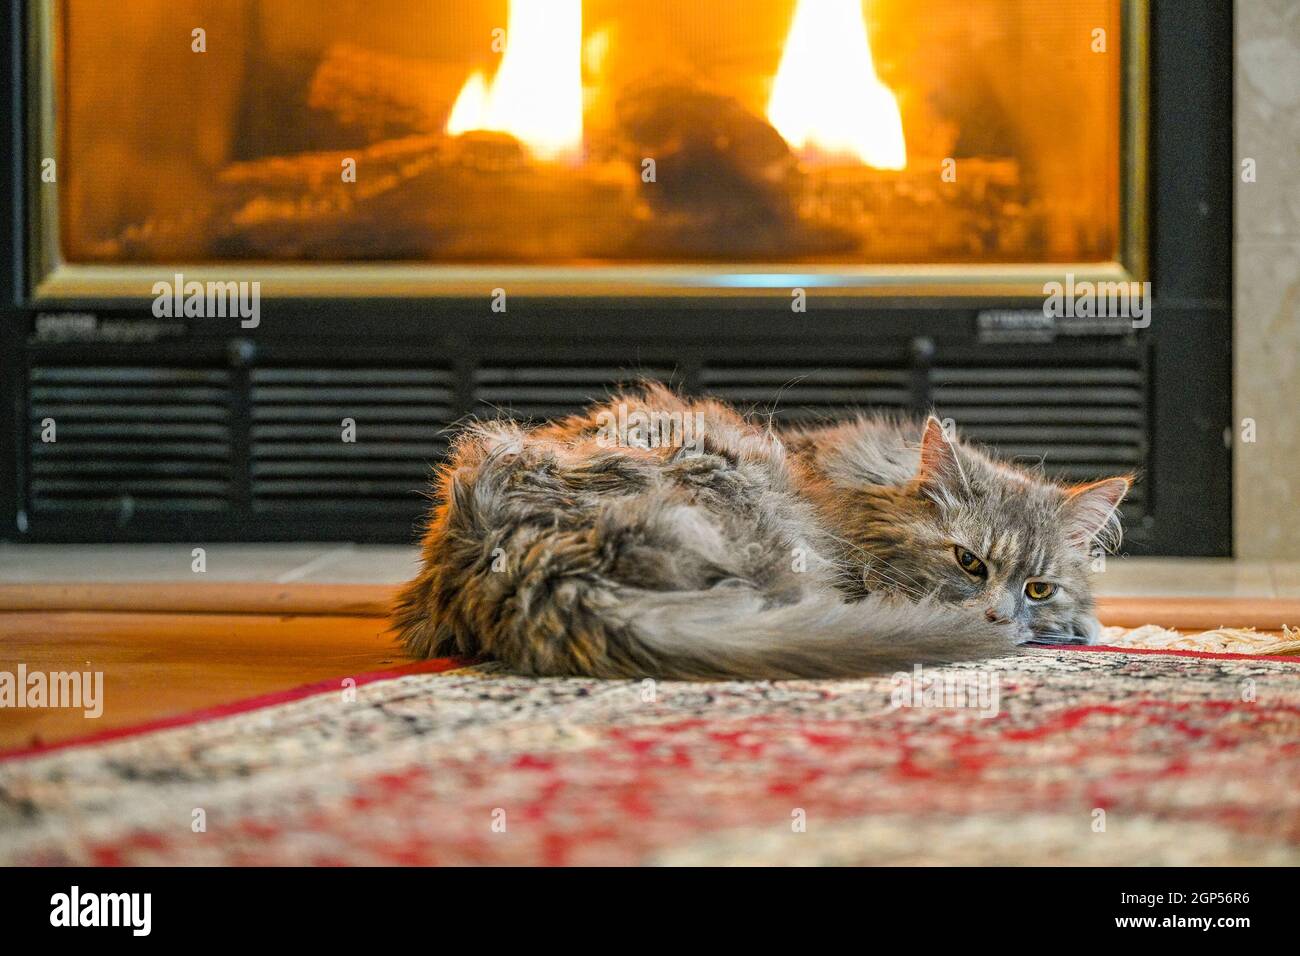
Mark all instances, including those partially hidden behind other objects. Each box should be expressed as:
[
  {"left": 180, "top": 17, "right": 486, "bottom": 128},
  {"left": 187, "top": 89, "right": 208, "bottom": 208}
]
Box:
[
  {"left": 0, "top": 543, "right": 421, "bottom": 586},
  {"left": 1, "top": 543, "right": 1298, "bottom": 598}
]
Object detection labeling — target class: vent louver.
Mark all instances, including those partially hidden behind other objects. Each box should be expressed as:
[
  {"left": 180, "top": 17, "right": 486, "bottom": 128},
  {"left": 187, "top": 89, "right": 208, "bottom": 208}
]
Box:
[
  {"left": 473, "top": 365, "right": 676, "bottom": 422},
  {"left": 930, "top": 364, "right": 1148, "bottom": 512},
  {"left": 700, "top": 363, "right": 912, "bottom": 423},
  {"left": 250, "top": 367, "right": 455, "bottom": 508},
  {"left": 27, "top": 366, "right": 234, "bottom": 515}
]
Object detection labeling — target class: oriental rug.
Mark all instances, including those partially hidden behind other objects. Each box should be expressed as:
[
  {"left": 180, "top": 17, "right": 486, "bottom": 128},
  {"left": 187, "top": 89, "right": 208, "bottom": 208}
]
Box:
[{"left": 2, "top": 643, "right": 1298, "bottom": 866}]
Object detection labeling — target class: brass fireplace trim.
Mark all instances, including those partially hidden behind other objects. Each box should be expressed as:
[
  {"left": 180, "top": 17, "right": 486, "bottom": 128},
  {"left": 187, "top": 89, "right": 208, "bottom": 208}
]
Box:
[{"left": 27, "top": 1, "right": 1150, "bottom": 302}]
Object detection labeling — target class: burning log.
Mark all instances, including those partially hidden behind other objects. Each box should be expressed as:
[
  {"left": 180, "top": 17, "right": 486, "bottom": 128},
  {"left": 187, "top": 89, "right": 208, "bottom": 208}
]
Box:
[
  {"left": 205, "top": 132, "right": 635, "bottom": 262},
  {"left": 611, "top": 81, "right": 855, "bottom": 258},
  {"left": 307, "top": 43, "right": 455, "bottom": 141},
  {"left": 209, "top": 135, "right": 444, "bottom": 258}
]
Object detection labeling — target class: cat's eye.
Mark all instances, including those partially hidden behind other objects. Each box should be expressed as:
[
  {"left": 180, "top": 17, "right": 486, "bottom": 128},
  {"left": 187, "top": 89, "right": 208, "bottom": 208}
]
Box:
[
  {"left": 1025, "top": 581, "right": 1057, "bottom": 601},
  {"left": 953, "top": 547, "right": 987, "bottom": 578}
]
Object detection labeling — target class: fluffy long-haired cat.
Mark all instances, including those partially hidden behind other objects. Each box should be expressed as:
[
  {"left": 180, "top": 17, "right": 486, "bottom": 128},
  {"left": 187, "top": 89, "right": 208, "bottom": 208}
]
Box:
[{"left": 392, "top": 385, "right": 1130, "bottom": 679}]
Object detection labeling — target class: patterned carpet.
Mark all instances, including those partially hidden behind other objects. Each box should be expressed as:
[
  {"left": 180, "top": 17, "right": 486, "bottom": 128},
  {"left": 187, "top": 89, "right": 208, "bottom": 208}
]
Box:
[{"left": 2, "top": 647, "right": 1299, "bottom": 865}]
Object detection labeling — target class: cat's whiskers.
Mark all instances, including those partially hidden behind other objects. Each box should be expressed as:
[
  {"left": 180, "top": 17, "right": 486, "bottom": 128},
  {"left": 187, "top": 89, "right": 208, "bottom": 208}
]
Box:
[
  {"left": 823, "top": 545, "right": 927, "bottom": 600},
  {"left": 817, "top": 529, "right": 933, "bottom": 600},
  {"left": 816, "top": 554, "right": 925, "bottom": 601},
  {"left": 858, "top": 559, "right": 927, "bottom": 598},
  {"left": 820, "top": 560, "right": 919, "bottom": 599},
  {"left": 860, "top": 561, "right": 930, "bottom": 601}
]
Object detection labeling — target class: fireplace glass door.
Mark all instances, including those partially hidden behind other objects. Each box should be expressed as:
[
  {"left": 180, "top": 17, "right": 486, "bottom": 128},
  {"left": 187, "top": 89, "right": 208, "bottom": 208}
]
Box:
[{"left": 46, "top": 0, "right": 1130, "bottom": 280}]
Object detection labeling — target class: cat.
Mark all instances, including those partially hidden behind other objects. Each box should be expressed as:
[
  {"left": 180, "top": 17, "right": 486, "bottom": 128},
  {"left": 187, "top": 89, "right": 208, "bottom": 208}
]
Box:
[{"left": 392, "top": 384, "right": 1130, "bottom": 680}]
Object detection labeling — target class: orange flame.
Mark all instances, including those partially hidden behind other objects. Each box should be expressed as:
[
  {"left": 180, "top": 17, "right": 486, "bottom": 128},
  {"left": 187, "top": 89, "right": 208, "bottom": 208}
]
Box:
[
  {"left": 446, "top": 0, "right": 584, "bottom": 162},
  {"left": 767, "top": 0, "right": 906, "bottom": 169}
]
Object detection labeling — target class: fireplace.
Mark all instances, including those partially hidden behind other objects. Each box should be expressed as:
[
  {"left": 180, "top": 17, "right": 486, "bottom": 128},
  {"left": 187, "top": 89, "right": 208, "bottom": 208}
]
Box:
[{"left": 0, "top": 1, "right": 1232, "bottom": 553}]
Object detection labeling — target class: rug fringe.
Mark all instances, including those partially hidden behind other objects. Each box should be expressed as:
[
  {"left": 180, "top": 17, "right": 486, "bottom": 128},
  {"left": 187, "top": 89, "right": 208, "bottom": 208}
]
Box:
[{"left": 1101, "top": 623, "right": 1300, "bottom": 656}]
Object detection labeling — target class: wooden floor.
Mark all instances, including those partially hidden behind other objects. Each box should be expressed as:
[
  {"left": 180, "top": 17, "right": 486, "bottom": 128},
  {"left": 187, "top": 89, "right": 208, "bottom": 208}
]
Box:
[
  {"left": 2, "top": 587, "right": 1298, "bottom": 753},
  {"left": 0, "top": 611, "right": 408, "bottom": 751}
]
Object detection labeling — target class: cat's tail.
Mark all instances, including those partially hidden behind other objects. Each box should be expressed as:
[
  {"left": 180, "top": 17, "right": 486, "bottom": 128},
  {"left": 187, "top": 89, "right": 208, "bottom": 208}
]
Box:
[
  {"left": 394, "top": 556, "right": 1021, "bottom": 681},
  {"left": 598, "top": 585, "right": 1021, "bottom": 680}
]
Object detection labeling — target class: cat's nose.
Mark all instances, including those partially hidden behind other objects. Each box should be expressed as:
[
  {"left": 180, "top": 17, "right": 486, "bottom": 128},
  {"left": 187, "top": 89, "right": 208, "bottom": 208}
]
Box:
[{"left": 983, "top": 587, "right": 1018, "bottom": 625}]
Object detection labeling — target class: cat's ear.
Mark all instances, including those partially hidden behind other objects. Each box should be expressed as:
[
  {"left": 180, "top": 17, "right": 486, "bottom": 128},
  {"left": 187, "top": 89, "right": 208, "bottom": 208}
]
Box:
[
  {"left": 1061, "top": 476, "right": 1131, "bottom": 549},
  {"left": 916, "top": 416, "right": 963, "bottom": 489}
]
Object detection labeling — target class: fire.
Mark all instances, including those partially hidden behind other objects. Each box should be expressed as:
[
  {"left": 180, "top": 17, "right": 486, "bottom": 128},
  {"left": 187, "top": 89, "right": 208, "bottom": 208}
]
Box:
[
  {"left": 446, "top": 0, "right": 584, "bottom": 162},
  {"left": 766, "top": 0, "right": 907, "bottom": 169}
]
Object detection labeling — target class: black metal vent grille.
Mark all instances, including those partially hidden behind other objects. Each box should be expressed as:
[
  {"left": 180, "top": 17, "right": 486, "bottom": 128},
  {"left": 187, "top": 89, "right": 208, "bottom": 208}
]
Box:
[
  {"left": 20, "top": 350, "right": 1151, "bottom": 540},
  {"left": 27, "top": 366, "right": 234, "bottom": 515},
  {"left": 250, "top": 366, "right": 456, "bottom": 508},
  {"left": 931, "top": 363, "right": 1147, "bottom": 514},
  {"left": 473, "top": 365, "right": 676, "bottom": 422},
  {"left": 699, "top": 363, "right": 912, "bottom": 423}
]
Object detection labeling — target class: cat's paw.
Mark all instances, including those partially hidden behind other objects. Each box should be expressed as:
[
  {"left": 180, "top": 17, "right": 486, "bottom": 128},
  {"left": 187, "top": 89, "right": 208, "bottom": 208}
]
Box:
[
  {"left": 1076, "top": 615, "right": 1103, "bottom": 645},
  {"left": 1026, "top": 615, "right": 1101, "bottom": 646}
]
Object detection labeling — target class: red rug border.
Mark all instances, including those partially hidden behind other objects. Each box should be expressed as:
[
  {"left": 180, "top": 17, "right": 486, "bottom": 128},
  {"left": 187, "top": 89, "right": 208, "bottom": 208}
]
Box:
[{"left": 2, "top": 644, "right": 1295, "bottom": 763}]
